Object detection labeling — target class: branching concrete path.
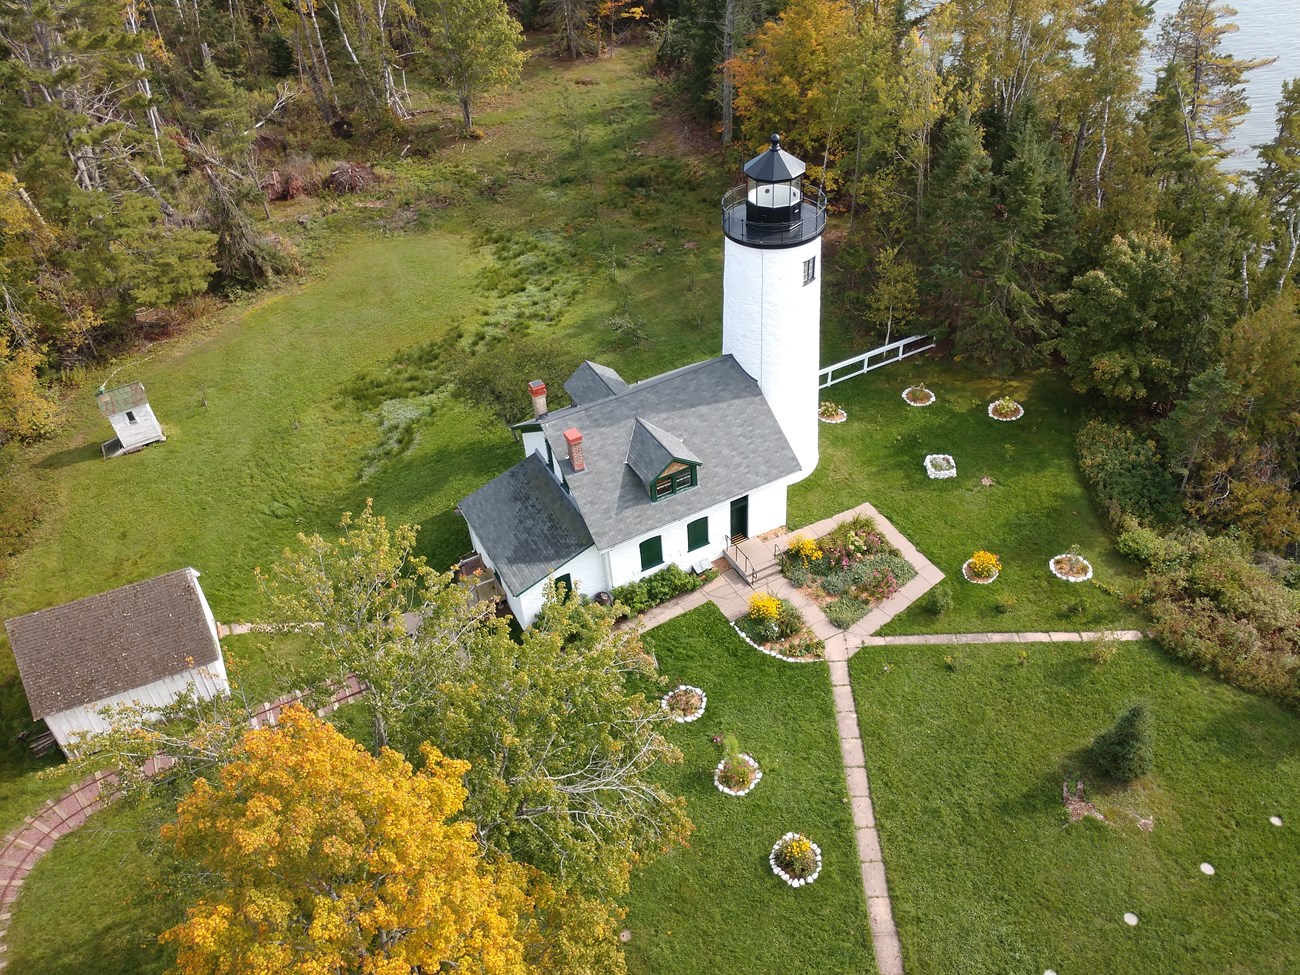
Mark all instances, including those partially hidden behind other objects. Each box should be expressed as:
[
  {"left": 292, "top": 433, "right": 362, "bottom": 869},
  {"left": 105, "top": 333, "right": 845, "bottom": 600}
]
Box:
[{"left": 2, "top": 501, "right": 1146, "bottom": 975}]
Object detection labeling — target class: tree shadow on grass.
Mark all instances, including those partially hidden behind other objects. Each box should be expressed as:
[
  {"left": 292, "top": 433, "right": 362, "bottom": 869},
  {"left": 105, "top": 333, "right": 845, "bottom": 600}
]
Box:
[{"left": 35, "top": 442, "right": 103, "bottom": 471}]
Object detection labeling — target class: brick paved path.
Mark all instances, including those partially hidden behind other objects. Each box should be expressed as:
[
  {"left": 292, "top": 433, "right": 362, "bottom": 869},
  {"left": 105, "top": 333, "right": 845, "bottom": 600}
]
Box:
[{"left": 0, "top": 675, "right": 365, "bottom": 966}]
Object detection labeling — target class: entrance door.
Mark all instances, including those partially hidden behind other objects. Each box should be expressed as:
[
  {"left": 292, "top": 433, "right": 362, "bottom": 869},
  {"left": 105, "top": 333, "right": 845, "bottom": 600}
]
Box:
[{"left": 729, "top": 495, "right": 749, "bottom": 541}]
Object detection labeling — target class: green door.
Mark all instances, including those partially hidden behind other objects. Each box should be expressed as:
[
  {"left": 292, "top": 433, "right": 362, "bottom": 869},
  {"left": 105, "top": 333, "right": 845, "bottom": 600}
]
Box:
[{"left": 730, "top": 495, "right": 749, "bottom": 540}]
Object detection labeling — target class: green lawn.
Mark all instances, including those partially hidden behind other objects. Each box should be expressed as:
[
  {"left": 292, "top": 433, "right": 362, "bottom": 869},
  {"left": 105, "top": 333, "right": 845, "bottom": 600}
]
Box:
[
  {"left": 0, "top": 45, "right": 725, "bottom": 820},
  {"left": 623, "top": 604, "right": 874, "bottom": 975},
  {"left": 4, "top": 801, "right": 176, "bottom": 975},
  {"left": 790, "top": 364, "right": 1147, "bottom": 634},
  {"left": 851, "top": 639, "right": 1300, "bottom": 975}
]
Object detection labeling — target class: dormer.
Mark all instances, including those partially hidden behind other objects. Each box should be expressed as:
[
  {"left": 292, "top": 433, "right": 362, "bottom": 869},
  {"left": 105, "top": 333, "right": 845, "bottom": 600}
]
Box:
[{"left": 627, "top": 418, "right": 701, "bottom": 501}]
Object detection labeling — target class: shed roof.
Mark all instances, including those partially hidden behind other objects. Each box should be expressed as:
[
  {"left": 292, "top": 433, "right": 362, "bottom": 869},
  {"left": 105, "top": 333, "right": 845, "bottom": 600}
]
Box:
[
  {"left": 96, "top": 382, "right": 149, "bottom": 417},
  {"left": 626, "top": 417, "right": 700, "bottom": 491},
  {"left": 458, "top": 452, "right": 595, "bottom": 596},
  {"left": 5, "top": 568, "right": 221, "bottom": 721},
  {"left": 539, "top": 356, "right": 799, "bottom": 550},
  {"left": 564, "top": 360, "right": 630, "bottom": 406}
]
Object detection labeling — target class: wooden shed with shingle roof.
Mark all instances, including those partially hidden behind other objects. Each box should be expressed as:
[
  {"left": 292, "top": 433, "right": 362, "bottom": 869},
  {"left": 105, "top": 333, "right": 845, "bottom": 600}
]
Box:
[
  {"left": 96, "top": 380, "right": 165, "bottom": 458},
  {"left": 4, "top": 568, "right": 228, "bottom": 756}
]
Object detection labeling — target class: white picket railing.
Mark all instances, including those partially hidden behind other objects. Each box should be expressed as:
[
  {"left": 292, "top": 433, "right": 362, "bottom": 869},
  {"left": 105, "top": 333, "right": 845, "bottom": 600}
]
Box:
[{"left": 818, "top": 334, "right": 935, "bottom": 389}]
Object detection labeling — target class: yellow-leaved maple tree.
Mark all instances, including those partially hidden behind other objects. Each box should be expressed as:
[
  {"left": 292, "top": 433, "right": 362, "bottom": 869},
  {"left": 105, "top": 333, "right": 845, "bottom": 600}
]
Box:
[{"left": 160, "top": 704, "right": 533, "bottom": 975}]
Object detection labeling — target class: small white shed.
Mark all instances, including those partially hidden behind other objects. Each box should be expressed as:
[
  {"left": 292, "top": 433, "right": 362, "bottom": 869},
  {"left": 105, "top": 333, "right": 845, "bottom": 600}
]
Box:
[
  {"left": 4, "top": 567, "right": 229, "bottom": 757},
  {"left": 96, "top": 381, "right": 165, "bottom": 458}
]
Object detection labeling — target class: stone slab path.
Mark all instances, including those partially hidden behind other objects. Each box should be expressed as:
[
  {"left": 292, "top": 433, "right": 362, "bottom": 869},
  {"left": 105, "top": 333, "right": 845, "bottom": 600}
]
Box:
[{"left": 3, "top": 500, "right": 1148, "bottom": 975}]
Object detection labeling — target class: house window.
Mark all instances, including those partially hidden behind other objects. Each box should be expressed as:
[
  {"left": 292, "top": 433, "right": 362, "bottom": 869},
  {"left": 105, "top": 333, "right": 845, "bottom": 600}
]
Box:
[
  {"left": 639, "top": 536, "right": 664, "bottom": 572},
  {"left": 652, "top": 465, "right": 696, "bottom": 501},
  {"left": 125, "top": 410, "right": 138, "bottom": 424},
  {"left": 802, "top": 256, "right": 816, "bottom": 286},
  {"left": 687, "top": 517, "right": 708, "bottom": 552}
]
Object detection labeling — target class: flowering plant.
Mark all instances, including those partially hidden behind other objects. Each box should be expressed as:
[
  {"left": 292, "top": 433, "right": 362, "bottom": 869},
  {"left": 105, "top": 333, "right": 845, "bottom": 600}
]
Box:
[
  {"left": 770, "top": 833, "right": 822, "bottom": 886},
  {"left": 988, "top": 396, "right": 1025, "bottom": 421},
  {"left": 819, "top": 400, "right": 843, "bottom": 419},
  {"left": 903, "top": 385, "right": 935, "bottom": 406},
  {"left": 968, "top": 550, "right": 1001, "bottom": 578},
  {"left": 747, "top": 592, "right": 781, "bottom": 622},
  {"left": 787, "top": 535, "right": 823, "bottom": 565}
]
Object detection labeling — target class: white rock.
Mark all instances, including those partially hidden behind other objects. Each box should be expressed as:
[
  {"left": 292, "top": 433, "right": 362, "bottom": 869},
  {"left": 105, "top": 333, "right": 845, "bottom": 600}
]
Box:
[
  {"left": 1270, "top": 815, "right": 1284, "bottom": 827},
  {"left": 1124, "top": 912, "right": 1139, "bottom": 926},
  {"left": 1200, "top": 863, "right": 1215, "bottom": 875}
]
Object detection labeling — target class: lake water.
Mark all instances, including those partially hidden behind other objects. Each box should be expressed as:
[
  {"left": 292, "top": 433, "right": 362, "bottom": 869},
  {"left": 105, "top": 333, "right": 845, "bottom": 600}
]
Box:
[{"left": 1146, "top": 0, "right": 1300, "bottom": 171}]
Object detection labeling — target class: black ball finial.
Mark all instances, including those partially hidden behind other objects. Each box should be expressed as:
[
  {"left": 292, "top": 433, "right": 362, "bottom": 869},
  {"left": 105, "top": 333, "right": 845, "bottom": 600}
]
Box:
[{"left": 770, "top": 133, "right": 781, "bottom": 151}]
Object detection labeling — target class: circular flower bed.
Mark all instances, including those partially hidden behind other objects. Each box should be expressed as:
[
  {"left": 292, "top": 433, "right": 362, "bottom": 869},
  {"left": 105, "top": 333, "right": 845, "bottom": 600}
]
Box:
[
  {"left": 988, "top": 397, "right": 1024, "bottom": 421},
  {"left": 818, "top": 400, "right": 847, "bottom": 424},
  {"left": 661, "top": 685, "right": 706, "bottom": 722},
  {"left": 1050, "top": 552, "right": 1093, "bottom": 582},
  {"left": 770, "top": 833, "right": 822, "bottom": 887},
  {"left": 924, "top": 453, "right": 956, "bottom": 479},
  {"left": 903, "top": 385, "right": 935, "bottom": 406},
  {"left": 963, "top": 550, "right": 1001, "bottom": 584},
  {"left": 714, "top": 753, "right": 762, "bottom": 797}
]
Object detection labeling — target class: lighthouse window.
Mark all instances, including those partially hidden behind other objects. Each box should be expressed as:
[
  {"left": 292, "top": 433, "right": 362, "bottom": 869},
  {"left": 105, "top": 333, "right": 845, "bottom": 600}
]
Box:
[
  {"left": 125, "top": 410, "right": 138, "bottom": 424},
  {"left": 803, "top": 257, "right": 816, "bottom": 286}
]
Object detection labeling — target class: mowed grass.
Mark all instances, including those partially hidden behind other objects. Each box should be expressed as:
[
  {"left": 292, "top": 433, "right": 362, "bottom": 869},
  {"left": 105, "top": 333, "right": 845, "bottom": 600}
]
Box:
[
  {"left": 0, "top": 45, "right": 726, "bottom": 818},
  {"left": 623, "top": 604, "right": 874, "bottom": 975},
  {"left": 850, "top": 639, "right": 1300, "bottom": 975},
  {"left": 790, "top": 363, "right": 1146, "bottom": 633},
  {"left": 4, "top": 801, "right": 176, "bottom": 975}
]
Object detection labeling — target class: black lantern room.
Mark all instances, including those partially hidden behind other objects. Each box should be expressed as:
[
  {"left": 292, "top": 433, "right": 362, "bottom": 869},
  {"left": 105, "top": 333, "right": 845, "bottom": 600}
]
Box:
[{"left": 721, "top": 134, "right": 827, "bottom": 249}]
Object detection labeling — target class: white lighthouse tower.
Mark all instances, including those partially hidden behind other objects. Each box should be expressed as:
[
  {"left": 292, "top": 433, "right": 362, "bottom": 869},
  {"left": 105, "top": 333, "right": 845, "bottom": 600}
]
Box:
[{"left": 721, "top": 134, "right": 827, "bottom": 482}]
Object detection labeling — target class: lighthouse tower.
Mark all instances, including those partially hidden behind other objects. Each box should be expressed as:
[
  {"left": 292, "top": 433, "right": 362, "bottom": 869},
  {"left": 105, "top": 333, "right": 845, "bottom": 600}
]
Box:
[{"left": 721, "top": 134, "right": 827, "bottom": 481}]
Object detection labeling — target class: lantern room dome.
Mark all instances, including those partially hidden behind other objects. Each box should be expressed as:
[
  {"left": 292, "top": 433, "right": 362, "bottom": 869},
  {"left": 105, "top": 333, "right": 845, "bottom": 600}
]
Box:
[
  {"left": 743, "top": 134, "right": 806, "bottom": 182},
  {"left": 721, "top": 134, "right": 827, "bottom": 249}
]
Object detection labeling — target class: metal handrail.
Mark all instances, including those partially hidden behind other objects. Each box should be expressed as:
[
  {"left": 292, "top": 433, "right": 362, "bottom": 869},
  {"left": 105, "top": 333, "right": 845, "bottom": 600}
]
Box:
[
  {"left": 723, "top": 534, "right": 759, "bottom": 587},
  {"left": 720, "top": 185, "right": 828, "bottom": 247}
]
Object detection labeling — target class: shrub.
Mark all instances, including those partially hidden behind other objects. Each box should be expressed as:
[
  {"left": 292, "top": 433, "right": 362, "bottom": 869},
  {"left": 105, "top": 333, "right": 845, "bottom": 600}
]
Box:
[
  {"left": 781, "top": 634, "right": 826, "bottom": 659},
  {"left": 612, "top": 564, "right": 704, "bottom": 615},
  {"left": 785, "top": 563, "right": 810, "bottom": 588},
  {"left": 747, "top": 592, "right": 781, "bottom": 622},
  {"left": 927, "top": 587, "right": 953, "bottom": 616},
  {"left": 1085, "top": 639, "right": 1119, "bottom": 665},
  {"left": 717, "top": 733, "right": 756, "bottom": 791},
  {"left": 1076, "top": 419, "right": 1180, "bottom": 529},
  {"left": 775, "top": 599, "right": 805, "bottom": 638},
  {"left": 825, "top": 597, "right": 868, "bottom": 629},
  {"left": 1091, "top": 703, "right": 1153, "bottom": 781},
  {"left": 968, "top": 550, "right": 1001, "bottom": 578},
  {"left": 774, "top": 835, "right": 818, "bottom": 878}
]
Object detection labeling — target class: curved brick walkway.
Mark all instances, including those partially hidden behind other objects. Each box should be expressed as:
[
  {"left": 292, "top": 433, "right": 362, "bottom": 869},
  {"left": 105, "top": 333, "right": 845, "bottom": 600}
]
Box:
[{"left": 0, "top": 675, "right": 365, "bottom": 963}]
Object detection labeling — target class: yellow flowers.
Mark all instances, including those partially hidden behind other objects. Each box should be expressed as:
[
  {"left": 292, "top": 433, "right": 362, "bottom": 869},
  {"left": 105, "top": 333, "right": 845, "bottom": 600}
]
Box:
[
  {"left": 968, "top": 550, "right": 1001, "bottom": 578},
  {"left": 787, "top": 535, "right": 823, "bottom": 565},
  {"left": 748, "top": 592, "right": 782, "bottom": 621}
]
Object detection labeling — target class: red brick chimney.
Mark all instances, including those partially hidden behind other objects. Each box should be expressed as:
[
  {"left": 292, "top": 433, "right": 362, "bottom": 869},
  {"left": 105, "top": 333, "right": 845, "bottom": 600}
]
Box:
[
  {"left": 564, "top": 428, "right": 585, "bottom": 472},
  {"left": 528, "top": 380, "right": 548, "bottom": 417}
]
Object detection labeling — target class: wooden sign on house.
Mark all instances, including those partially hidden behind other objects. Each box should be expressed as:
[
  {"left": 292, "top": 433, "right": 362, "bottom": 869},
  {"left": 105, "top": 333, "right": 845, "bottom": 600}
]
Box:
[{"left": 96, "top": 381, "right": 166, "bottom": 458}]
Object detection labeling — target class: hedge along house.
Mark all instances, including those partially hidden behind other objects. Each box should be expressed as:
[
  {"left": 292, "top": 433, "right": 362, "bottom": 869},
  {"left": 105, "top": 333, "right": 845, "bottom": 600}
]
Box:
[
  {"left": 96, "top": 381, "right": 166, "bottom": 459},
  {"left": 4, "top": 568, "right": 229, "bottom": 757},
  {"left": 457, "top": 136, "right": 827, "bottom": 627}
]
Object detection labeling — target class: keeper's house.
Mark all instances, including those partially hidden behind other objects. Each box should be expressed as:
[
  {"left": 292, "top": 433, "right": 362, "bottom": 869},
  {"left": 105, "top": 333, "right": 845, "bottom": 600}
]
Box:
[
  {"left": 5, "top": 568, "right": 229, "bottom": 756},
  {"left": 458, "top": 135, "right": 828, "bottom": 627}
]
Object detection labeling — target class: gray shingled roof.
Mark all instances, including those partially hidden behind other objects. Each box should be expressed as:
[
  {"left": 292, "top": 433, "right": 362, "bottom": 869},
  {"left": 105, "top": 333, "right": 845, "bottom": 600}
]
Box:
[
  {"left": 564, "top": 361, "right": 629, "bottom": 405},
  {"left": 5, "top": 568, "right": 221, "bottom": 721},
  {"left": 542, "top": 356, "right": 799, "bottom": 550},
  {"left": 626, "top": 418, "right": 700, "bottom": 491},
  {"left": 458, "top": 452, "right": 595, "bottom": 596},
  {"left": 96, "top": 381, "right": 149, "bottom": 417}
]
